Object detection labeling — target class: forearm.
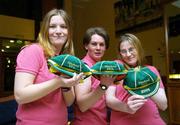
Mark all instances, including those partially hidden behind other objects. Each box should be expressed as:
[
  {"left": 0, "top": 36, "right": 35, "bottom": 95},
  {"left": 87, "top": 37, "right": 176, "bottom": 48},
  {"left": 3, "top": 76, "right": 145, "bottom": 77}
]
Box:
[
  {"left": 106, "top": 96, "right": 131, "bottom": 113},
  {"left": 15, "top": 71, "right": 83, "bottom": 105},
  {"left": 76, "top": 86, "right": 105, "bottom": 112},
  {"left": 151, "top": 88, "right": 168, "bottom": 110},
  {"left": 15, "top": 78, "right": 61, "bottom": 104},
  {"left": 105, "top": 86, "right": 135, "bottom": 114}
]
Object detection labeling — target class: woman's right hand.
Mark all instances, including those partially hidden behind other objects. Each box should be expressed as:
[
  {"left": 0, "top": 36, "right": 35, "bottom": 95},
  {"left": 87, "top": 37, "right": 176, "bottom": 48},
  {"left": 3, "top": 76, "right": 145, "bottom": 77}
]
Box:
[
  {"left": 59, "top": 73, "right": 84, "bottom": 88},
  {"left": 127, "top": 94, "right": 147, "bottom": 114}
]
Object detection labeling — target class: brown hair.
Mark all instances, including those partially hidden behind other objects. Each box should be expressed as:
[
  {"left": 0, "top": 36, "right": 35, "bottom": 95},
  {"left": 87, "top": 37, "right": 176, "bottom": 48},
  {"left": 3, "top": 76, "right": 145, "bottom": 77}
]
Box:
[{"left": 83, "top": 27, "right": 109, "bottom": 50}]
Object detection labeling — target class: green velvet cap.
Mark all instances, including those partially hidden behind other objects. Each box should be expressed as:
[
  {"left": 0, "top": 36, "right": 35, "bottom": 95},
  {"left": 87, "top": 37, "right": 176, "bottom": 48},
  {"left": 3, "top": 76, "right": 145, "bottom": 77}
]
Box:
[
  {"left": 48, "top": 54, "right": 92, "bottom": 79},
  {"left": 91, "top": 61, "right": 127, "bottom": 82},
  {"left": 124, "top": 66, "right": 160, "bottom": 98}
]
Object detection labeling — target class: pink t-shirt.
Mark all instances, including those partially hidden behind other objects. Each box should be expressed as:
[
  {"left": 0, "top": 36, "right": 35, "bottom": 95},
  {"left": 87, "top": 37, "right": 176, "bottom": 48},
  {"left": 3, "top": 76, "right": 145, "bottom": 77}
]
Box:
[
  {"left": 15, "top": 44, "right": 68, "bottom": 125},
  {"left": 73, "top": 54, "right": 107, "bottom": 125},
  {"left": 110, "top": 60, "right": 166, "bottom": 125}
]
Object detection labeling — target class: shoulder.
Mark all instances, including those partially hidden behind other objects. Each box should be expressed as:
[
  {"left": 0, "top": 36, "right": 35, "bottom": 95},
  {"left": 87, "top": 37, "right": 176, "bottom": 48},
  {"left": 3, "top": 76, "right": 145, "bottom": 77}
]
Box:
[
  {"left": 145, "top": 65, "right": 158, "bottom": 72},
  {"left": 16, "top": 44, "right": 45, "bottom": 73},
  {"left": 17, "top": 43, "right": 44, "bottom": 61},
  {"left": 21, "top": 43, "right": 42, "bottom": 52},
  {"left": 19, "top": 44, "right": 43, "bottom": 55},
  {"left": 145, "top": 65, "right": 160, "bottom": 76}
]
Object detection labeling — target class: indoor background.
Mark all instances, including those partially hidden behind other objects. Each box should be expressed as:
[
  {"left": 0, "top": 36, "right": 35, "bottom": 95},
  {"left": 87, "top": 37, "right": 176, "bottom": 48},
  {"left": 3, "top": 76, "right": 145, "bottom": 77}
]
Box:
[{"left": 0, "top": 0, "right": 180, "bottom": 125}]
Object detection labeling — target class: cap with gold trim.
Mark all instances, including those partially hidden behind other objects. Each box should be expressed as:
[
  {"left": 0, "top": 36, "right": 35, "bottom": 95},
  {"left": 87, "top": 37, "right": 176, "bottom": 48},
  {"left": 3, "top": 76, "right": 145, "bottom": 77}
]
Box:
[
  {"left": 48, "top": 54, "right": 92, "bottom": 79},
  {"left": 124, "top": 66, "right": 160, "bottom": 98},
  {"left": 91, "top": 61, "right": 127, "bottom": 83}
]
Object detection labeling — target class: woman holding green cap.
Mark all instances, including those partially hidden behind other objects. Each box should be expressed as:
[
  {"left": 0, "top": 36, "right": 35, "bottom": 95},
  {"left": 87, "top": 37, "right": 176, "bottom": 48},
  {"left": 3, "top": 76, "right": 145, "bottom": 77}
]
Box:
[
  {"left": 73, "top": 27, "right": 115, "bottom": 125},
  {"left": 14, "top": 9, "right": 83, "bottom": 125},
  {"left": 106, "top": 33, "right": 167, "bottom": 125}
]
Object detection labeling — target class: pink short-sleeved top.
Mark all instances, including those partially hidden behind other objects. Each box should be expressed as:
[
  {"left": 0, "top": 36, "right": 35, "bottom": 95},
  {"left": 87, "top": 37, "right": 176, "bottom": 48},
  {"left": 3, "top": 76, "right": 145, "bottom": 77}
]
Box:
[
  {"left": 15, "top": 44, "right": 68, "bottom": 125},
  {"left": 110, "top": 60, "right": 166, "bottom": 125},
  {"left": 73, "top": 54, "right": 107, "bottom": 125}
]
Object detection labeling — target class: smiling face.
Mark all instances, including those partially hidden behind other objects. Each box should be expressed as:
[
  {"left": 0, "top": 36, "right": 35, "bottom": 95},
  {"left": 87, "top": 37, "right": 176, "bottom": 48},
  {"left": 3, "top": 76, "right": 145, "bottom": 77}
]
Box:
[
  {"left": 48, "top": 15, "right": 68, "bottom": 53},
  {"left": 85, "top": 34, "right": 106, "bottom": 62},
  {"left": 120, "top": 41, "right": 138, "bottom": 67}
]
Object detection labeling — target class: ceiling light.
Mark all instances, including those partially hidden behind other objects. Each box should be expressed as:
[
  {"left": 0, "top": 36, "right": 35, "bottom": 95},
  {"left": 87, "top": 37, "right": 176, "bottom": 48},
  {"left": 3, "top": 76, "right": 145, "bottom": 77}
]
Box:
[
  {"left": 10, "top": 40, "right": 15, "bottom": 43},
  {"left": 5, "top": 46, "right": 10, "bottom": 48}
]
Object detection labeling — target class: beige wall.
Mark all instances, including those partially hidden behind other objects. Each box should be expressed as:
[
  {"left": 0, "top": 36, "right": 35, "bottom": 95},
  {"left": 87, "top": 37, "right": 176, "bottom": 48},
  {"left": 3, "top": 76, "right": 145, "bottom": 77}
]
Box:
[
  {"left": 0, "top": 15, "right": 34, "bottom": 40},
  {"left": 71, "top": 0, "right": 167, "bottom": 76},
  {"left": 135, "top": 27, "right": 167, "bottom": 76},
  {"left": 72, "top": 0, "right": 117, "bottom": 60}
]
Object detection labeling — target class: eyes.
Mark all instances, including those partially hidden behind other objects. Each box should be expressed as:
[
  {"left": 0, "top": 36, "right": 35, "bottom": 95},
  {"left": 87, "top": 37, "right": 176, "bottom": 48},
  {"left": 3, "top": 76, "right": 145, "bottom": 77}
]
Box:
[
  {"left": 90, "top": 42, "right": 105, "bottom": 47},
  {"left": 120, "top": 47, "right": 135, "bottom": 55},
  {"left": 49, "top": 24, "right": 67, "bottom": 29}
]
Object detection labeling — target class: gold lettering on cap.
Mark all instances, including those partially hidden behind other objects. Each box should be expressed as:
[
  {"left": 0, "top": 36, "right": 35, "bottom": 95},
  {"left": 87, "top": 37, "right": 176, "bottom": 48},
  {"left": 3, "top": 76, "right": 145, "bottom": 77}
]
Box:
[
  {"left": 141, "top": 88, "right": 150, "bottom": 93},
  {"left": 67, "top": 61, "right": 79, "bottom": 69},
  {"left": 138, "top": 79, "right": 150, "bottom": 85},
  {"left": 104, "top": 65, "right": 116, "bottom": 71}
]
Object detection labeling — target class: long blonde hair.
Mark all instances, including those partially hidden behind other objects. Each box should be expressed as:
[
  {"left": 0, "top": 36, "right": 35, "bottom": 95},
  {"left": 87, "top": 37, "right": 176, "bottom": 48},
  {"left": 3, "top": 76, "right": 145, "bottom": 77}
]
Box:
[
  {"left": 118, "top": 33, "right": 145, "bottom": 66},
  {"left": 38, "top": 9, "right": 74, "bottom": 58}
]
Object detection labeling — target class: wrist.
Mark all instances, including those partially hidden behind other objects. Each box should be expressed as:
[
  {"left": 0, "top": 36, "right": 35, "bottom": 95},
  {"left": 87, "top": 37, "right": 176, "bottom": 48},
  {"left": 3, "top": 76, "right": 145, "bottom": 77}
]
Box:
[
  {"left": 126, "top": 104, "right": 134, "bottom": 114},
  {"left": 61, "top": 87, "right": 71, "bottom": 92},
  {"left": 99, "top": 84, "right": 108, "bottom": 91}
]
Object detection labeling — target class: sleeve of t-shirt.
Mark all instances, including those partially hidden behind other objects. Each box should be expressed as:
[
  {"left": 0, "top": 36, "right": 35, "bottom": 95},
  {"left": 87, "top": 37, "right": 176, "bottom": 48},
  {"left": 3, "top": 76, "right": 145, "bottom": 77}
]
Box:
[
  {"left": 146, "top": 65, "right": 164, "bottom": 89},
  {"left": 16, "top": 44, "right": 43, "bottom": 76}
]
